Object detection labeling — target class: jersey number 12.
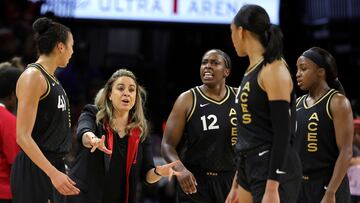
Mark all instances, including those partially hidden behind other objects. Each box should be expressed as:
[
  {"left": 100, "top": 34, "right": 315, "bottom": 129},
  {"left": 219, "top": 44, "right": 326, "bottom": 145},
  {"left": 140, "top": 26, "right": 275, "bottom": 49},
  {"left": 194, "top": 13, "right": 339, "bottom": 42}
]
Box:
[{"left": 200, "top": 115, "right": 219, "bottom": 131}]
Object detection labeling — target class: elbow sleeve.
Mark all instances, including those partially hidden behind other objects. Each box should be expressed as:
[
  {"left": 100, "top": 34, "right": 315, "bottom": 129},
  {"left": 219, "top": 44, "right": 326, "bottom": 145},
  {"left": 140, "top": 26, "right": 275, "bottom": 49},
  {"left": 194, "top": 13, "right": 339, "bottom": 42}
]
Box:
[{"left": 268, "top": 100, "right": 291, "bottom": 180}]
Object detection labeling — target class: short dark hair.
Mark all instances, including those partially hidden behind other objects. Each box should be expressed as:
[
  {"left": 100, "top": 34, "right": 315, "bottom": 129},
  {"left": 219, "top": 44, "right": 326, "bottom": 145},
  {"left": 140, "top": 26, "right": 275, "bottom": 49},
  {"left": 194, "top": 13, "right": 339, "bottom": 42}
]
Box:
[
  {"left": 203, "top": 49, "right": 232, "bottom": 69},
  {"left": 0, "top": 66, "right": 22, "bottom": 98},
  {"left": 33, "top": 17, "right": 71, "bottom": 55}
]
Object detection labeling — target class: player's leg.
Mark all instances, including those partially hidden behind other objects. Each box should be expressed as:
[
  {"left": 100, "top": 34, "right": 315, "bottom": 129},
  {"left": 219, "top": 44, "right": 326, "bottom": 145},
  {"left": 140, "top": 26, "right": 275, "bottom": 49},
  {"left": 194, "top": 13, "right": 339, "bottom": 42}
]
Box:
[{"left": 237, "top": 184, "right": 253, "bottom": 203}]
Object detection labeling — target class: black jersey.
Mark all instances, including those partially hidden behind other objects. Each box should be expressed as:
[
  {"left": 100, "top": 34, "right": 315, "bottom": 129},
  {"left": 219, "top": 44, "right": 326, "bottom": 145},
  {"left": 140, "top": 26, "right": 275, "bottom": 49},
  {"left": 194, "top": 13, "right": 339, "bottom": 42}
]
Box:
[
  {"left": 181, "top": 86, "right": 237, "bottom": 171},
  {"left": 295, "top": 89, "right": 339, "bottom": 174},
  {"left": 28, "top": 63, "right": 72, "bottom": 154},
  {"left": 235, "top": 59, "right": 297, "bottom": 151}
]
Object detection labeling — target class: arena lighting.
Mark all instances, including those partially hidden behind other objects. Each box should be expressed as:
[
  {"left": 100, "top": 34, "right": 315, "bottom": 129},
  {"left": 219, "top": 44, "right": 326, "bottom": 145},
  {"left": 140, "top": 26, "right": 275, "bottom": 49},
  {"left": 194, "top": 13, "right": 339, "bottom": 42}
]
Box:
[{"left": 39, "top": 0, "right": 280, "bottom": 24}]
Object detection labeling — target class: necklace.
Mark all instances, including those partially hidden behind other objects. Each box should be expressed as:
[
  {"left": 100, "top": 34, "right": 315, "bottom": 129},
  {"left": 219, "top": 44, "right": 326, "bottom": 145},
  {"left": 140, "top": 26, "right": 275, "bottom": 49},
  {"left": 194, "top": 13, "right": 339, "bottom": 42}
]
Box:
[{"left": 245, "top": 57, "right": 264, "bottom": 75}]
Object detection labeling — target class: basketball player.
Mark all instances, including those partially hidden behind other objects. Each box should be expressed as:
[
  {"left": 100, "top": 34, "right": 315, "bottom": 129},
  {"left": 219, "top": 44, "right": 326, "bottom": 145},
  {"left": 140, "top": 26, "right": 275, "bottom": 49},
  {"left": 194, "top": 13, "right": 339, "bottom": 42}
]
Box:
[
  {"left": 226, "top": 4, "right": 302, "bottom": 203},
  {"left": 161, "top": 49, "right": 238, "bottom": 203},
  {"left": 10, "top": 17, "right": 79, "bottom": 203},
  {"left": 295, "top": 47, "right": 352, "bottom": 202}
]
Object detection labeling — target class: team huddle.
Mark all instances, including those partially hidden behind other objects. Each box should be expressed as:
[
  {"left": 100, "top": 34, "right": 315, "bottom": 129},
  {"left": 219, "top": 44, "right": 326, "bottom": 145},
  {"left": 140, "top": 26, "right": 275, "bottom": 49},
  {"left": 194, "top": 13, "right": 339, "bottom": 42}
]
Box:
[{"left": 1, "top": 3, "right": 356, "bottom": 203}]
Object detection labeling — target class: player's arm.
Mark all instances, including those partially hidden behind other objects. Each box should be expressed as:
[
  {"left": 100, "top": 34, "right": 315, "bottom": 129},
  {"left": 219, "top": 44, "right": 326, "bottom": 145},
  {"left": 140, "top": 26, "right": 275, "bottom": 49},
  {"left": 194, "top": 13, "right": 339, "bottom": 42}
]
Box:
[
  {"left": 161, "top": 90, "right": 191, "bottom": 164},
  {"left": 321, "top": 94, "right": 353, "bottom": 202},
  {"left": 260, "top": 60, "right": 293, "bottom": 203},
  {"left": 225, "top": 171, "right": 239, "bottom": 203},
  {"left": 16, "top": 68, "right": 79, "bottom": 195},
  {"left": 161, "top": 90, "right": 197, "bottom": 194}
]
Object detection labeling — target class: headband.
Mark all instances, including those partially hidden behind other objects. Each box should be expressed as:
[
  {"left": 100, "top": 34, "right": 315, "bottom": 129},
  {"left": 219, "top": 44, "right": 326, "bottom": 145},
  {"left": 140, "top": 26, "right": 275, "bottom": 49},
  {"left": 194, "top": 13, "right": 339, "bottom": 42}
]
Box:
[{"left": 301, "top": 49, "right": 327, "bottom": 68}]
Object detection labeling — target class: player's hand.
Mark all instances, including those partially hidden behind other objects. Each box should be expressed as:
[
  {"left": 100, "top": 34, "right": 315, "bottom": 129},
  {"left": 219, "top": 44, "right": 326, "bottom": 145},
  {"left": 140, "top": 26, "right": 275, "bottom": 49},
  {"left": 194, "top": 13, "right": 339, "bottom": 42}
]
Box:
[
  {"left": 320, "top": 190, "right": 335, "bottom": 203},
  {"left": 172, "top": 162, "right": 198, "bottom": 195},
  {"left": 49, "top": 170, "right": 80, "bottom": 195}
]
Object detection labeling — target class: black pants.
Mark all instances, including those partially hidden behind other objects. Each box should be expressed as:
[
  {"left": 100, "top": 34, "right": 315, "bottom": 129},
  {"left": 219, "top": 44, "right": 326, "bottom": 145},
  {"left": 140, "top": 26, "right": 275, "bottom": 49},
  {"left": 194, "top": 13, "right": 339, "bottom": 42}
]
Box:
[
  {"left": 297, "top": 174, "right": 351, "bottom": 203},
  {"left": 10, "top": 151, "right": 65, "bottom": 203},
  {"left": 236, "top": 145, "right": 302, "bottom": 203},
  {"left": 176, "top": 168, "right": 234, "bottom": 203}
]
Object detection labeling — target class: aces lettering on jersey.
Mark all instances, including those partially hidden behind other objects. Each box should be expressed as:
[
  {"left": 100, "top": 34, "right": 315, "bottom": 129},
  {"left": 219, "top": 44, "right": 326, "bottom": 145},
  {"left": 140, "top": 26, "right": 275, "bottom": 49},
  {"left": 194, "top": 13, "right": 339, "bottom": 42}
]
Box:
[
  {"left": 229, "top": 108, "right": 237, "bottom": 146},
  {"left": 307, "top": 112, "right": 319, "bottom": 152},
  {"left": 239, "top": 82, "right": 251, "bottom": 124}
]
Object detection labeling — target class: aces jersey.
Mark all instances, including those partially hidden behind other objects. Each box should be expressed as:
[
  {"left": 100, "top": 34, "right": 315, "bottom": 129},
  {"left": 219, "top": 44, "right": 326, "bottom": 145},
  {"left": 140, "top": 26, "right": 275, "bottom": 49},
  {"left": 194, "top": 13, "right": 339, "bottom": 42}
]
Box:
[
  {"left": 295, "top": 89, "right": 339, "bottom": 174},
  {"left": 181, "top": 86, "right": 237, "bottom": 171},
  {"left": 28, "top": 63, "right": 72, "bottom": 154}
]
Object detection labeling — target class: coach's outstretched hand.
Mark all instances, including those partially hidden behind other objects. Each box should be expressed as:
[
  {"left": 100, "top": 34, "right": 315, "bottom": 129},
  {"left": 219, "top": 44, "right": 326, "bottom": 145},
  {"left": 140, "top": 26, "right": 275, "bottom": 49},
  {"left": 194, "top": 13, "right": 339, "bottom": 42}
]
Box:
[
  {"left": 154, "top": 160, "right": 181, "bottom": 180},
  {"left": 82, "top": 132, "right": 112, "bottom": 155}
]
